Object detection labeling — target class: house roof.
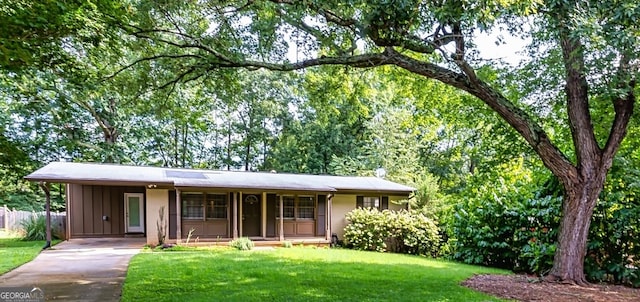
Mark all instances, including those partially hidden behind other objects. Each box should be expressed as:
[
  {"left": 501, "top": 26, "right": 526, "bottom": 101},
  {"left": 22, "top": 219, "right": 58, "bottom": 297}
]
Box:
[{"left": 25, "top": 162, "right": 415, "bottom": 194}]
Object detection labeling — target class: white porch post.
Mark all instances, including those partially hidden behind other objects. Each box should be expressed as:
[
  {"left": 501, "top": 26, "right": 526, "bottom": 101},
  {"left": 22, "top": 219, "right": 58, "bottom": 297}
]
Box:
[
  {"left": 261, "top": 192, "right": 267, "bottom": 238},
  {"left": 279, "top": 194, "right": 284, "bottom": 241},
  {"left": 176, "top": 189, "right": 182, "bottom": 243},
  {"left": 239, "top": 191, "right": 243, "bottom": 237}
]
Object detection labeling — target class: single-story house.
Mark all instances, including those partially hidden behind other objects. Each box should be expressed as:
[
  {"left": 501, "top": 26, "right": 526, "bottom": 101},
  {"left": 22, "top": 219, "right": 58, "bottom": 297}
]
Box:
[{"left": 25, "top": 162, "right": 415, "bottom": 245}]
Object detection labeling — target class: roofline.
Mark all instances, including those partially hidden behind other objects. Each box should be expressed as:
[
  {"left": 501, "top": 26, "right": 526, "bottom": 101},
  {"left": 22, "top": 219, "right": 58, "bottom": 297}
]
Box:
[
  {"left": 23, "top": 178, "right": 174, "bottom": 187},
  {"left": 174, "top": 185, "right": 335, "bottom": 192},
  {"left": 332, "top": 189, "right": 414, "bottom": 196},
  {"left": 24, "top": 178, "right": 410, "bottom": 195},
  {"left": 25, "top": 162, "right": 416, "bottom": 193}
]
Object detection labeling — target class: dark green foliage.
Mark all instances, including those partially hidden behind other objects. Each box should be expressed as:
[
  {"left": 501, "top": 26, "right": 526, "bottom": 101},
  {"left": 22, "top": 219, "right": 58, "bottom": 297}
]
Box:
[
  {"left": 344, "top": 208, "right": 440, "bottom": 257},
  {"left": 20, "top": 215, "right": 59, "bottom": 241},
  {"left": 229, "top": 237, "right": 254, "bottom": 251},
  {"left": 449, "top": 160, "right": 640, "bottom": 287},
  {"left": 585, "top": 158, "right": 640, "bottom": 287},
  {"left": 451, "top": 193, "right": 560, "bottom": 272}
]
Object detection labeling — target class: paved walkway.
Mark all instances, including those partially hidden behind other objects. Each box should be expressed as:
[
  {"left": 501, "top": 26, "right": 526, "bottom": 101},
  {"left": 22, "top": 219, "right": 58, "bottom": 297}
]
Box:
[{"left": 0, "top": 238, "right": 145, "bottom": 301}]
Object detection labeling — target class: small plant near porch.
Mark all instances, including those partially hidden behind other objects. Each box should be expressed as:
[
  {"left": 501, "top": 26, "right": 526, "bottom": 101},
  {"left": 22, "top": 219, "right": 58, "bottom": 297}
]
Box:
[
  {"left": 229, "top": 237, "right": 254, "bottom": 251},
  {"left": 156, "top": 206, "right": 167, "bottom": 246}
]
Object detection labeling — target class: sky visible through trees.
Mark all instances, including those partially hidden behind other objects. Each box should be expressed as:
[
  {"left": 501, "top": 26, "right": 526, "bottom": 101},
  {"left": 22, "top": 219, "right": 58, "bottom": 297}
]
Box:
[{"left": 1, "top": 0, "right": 639, "bottom": 287}]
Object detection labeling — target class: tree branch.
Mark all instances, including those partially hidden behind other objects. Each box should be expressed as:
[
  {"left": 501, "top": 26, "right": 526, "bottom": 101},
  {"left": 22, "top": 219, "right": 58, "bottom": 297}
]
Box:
[
  {"left": 385, "top": 48, "right": 576, "bottom": 179},
  {"left": 602, "top": 54, "right": 636, "bottom": 167},
  {"left": 105, "top": 54, "right": 204, "bottom": 81},
  {"left": 558, "top": 23, "right": 601, "bottom": 172}
]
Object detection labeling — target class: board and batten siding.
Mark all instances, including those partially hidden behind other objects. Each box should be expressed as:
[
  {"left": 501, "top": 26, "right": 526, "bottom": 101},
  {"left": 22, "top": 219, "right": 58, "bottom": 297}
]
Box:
[{"left": 68, "top": 184, "right": 145, "bottom": 238}]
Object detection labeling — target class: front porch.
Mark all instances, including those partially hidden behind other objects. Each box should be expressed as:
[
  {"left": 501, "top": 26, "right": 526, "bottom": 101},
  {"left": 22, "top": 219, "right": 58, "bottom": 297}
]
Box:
[
  {"left": 167, "top": 190, "right": 332, "bottom": 244},
  {"left": 168, "top": 237, "right": 331, "bottom": 247}
]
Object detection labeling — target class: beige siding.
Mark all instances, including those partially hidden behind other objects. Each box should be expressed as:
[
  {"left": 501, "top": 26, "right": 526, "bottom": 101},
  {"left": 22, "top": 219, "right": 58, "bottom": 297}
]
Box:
[
  {"left": 388, "top": 195, "right": 409, "bottom": 211},
  {"left": 330, "top": 194, "right": 409, "bottom": 240},
  {"left": 330, "top": 194, "right": 356, "bottom": 240},
  {"left": 145, "top": 189, "right": 169, "bottom": 245}
]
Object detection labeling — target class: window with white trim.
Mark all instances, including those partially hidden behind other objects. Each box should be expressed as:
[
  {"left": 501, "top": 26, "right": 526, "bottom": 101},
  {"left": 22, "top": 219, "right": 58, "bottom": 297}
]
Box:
[
  {"left": 276, "top": 195, "right": 316, "bottom": 219},
  {"left": 182, "top": 193, "right": 204, "bottom": 219},
  {"left": 182, "top": 192, "right": 228, "bottom": 220},
  {"left": 363, "top": 196, "right": 380, "bottom": 208},
  {"left": 206, "top": 194, "right": 228, "bottom": 219},
  {"left": 297, "top": 196, "right": 315, "bottom": 219}
]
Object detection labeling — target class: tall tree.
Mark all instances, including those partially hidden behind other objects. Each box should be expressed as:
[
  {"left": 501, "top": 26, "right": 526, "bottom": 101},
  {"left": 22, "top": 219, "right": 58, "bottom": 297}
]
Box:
[{"left": 121, "top": 1, "right": 639, "bottom": 284}]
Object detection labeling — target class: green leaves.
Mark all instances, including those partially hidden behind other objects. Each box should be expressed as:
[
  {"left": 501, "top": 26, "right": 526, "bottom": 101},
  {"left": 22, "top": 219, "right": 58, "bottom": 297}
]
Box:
[{"left": 344, "top": 208, "right": 441, "bottom": 256}]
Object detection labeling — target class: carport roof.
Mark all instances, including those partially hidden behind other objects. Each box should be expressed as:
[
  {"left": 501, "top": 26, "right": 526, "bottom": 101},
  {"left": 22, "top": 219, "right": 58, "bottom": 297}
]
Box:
[{"left": 25, "top": 162, "right": 415, "bottom": 194}]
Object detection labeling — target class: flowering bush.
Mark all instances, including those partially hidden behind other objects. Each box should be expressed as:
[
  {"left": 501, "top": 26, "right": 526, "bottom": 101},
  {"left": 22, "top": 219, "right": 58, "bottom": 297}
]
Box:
[{"left": 344, "top": 208, "right": 440, "bottom": 257}]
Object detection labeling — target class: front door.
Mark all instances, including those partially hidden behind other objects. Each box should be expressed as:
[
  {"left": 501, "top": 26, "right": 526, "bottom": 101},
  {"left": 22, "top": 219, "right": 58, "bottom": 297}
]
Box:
[
  {"left": 125, "top": 193, "right": 144, "bottom": 233},
  {"left": 242, "top": 194, "right": 261, "bottom": 237}
]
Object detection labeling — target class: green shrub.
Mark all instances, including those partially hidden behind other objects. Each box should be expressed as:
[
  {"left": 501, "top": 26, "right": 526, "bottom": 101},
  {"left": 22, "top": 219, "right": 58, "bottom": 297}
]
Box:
[
  {"left": 229, "top": 237, "right": 254, "bottom": 251},
  {"left": 282, "top": 241, "right": 293, "bottom": 248},
  {"left": 343, "top": 208, "right": 441, "bottom": 257},
  {"left": 449, "top": 161, "right": 640, "bottom": 287},
  {"left": 451, "top": 194, "right": 560, "bottom": 272},
  {"left": 584, "top": 159, "right": 640, "bottom": 287},
  {"left": 20, "top": 214, "right": 59, "bottom": 241},
  {"left": 344, "top": 207, "right": 390, "bottom": 252}
]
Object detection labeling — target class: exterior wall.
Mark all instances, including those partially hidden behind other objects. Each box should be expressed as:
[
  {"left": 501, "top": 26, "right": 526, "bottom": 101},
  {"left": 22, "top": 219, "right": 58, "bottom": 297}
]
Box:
[
  {"left": 145, "top": 189, "right": 169, "bottom": 245},
  {"left": 68, "top": 184, "right": 145, "bottom": 238},
  {"left": 331, "top": 194, "right": 357, "bottom": 240},
  {"left": 330, "top": 194, "right": 409, "bottom": 240},
  {"left": 388, "top": 196, "right": 408, "bottom": 211}
]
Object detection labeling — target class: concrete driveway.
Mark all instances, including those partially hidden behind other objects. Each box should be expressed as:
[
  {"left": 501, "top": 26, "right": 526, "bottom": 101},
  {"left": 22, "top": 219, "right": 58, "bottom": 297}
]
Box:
[{"left": 0, "top": 238, "right": 145, "bottom": 301}]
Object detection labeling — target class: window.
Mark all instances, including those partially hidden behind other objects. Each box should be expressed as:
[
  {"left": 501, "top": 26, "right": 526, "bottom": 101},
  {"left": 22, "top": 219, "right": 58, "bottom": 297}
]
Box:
[
  {"left": 363, "top": 196, "right": 380, "bottom": 208},
  {"left": 182, "top": 192, "right": 228, "bottom": 220},
  {"left": 276, "top": 196, "right": 296, "bottom": 219},
  {"left": 276, "top": 195, "right": 315, "bottom": 219},
  {"left": 206, "top": 194, "right": 227, "bottom": 219},
  {"left": 297, "top": 196, "right": 315, "bottom": 219},
  {"left": 182, "top": 193, "right": 204, "bottom": 219}
]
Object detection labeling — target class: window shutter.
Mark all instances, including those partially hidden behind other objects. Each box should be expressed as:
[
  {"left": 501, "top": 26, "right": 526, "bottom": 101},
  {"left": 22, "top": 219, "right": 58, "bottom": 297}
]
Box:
[
  {"left": 356, "top": 196, "right": 363, "bottom": 208},
  {"left": 316, "top": 195, "right": 326, "bottom": 236},
  {"left": 381, "top": 196, "right": 389, "bottom": 210},
  {"left": 266, "top": 194, "right": 276, "bottom": 237},
  {"left": 168, "top": 190, "right": 177, "bottom": 239}
]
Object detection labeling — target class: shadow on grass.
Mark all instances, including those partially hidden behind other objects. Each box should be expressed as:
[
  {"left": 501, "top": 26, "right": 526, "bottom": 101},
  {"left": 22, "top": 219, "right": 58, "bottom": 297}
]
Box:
[{"left": 122, "top": 248, "right": 509, "bottom": 302}]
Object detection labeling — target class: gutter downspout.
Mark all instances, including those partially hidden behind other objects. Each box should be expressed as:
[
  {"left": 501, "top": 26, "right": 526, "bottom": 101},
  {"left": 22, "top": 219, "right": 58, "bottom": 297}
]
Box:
[{"left": 39, "top": 181, "right": 52, "bottom": 250}]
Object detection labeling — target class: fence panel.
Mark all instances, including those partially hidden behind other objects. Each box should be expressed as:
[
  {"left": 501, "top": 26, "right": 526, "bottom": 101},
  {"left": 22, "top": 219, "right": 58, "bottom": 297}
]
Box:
[{"left": 0, "top": 205, "right": 66, "bottom": 239}]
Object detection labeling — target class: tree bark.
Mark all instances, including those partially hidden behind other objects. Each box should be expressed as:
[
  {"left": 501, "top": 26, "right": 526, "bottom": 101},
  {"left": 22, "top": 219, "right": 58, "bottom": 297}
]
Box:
[{"left": 547, "top": 174, "right": 604, "bottom": 284}]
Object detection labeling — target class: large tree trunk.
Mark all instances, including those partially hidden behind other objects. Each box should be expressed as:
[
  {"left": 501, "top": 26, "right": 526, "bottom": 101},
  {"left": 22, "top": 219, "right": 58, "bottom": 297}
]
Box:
[{"left": 548, "top": 175, "right": 605, "bottom": 284}]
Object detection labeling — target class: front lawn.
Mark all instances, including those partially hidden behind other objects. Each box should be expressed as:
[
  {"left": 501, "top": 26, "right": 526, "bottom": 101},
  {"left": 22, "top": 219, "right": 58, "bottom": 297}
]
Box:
[
  {"left": 122, "top": 247, "right": 510, "bottom": 301},
  {"left": 0, "top": 236, "right": 52, "bottom": 274}
]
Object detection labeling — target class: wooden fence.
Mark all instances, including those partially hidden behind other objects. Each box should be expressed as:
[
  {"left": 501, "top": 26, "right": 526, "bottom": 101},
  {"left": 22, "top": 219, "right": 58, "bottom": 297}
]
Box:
[{"left": 0, "top": 205, "right": 66, "bottom": 239}]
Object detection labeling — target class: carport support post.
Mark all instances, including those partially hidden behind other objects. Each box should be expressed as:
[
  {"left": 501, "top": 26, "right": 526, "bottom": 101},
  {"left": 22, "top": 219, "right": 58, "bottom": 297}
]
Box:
[{"left": 39, "top": 181, "right": 51, "bottom": 249}]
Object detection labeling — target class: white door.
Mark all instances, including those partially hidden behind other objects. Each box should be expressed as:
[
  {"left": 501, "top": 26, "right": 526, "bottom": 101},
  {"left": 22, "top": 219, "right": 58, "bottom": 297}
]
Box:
[{"left": 125, "top": 193, "right": 144, "bottom": 233}]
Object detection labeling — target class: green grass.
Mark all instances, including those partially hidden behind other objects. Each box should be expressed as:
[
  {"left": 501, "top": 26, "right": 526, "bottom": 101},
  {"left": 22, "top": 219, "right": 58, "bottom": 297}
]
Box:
[
  {"left": 0, "top": 235, "right": 54, "bottom": 274},
  {"left": 122, "top": 247, "right": 510, "bottom": 301}
]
